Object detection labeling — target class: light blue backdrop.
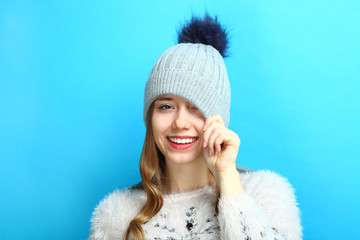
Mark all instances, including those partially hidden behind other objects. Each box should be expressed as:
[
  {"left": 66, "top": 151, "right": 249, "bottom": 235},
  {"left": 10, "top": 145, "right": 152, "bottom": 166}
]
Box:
[{"left": 1, "top": 1, "right": 359, "bottom": 239}]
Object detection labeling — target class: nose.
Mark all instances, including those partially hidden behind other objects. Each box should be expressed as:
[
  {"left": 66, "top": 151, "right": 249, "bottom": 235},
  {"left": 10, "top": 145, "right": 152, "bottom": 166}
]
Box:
[{"left": 172, "top": 107, "right": 191, "bottom": 130}]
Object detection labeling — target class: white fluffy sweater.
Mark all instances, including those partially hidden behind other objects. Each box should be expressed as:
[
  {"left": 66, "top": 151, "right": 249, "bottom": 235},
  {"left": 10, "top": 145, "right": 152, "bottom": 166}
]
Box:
[{"left": 89, "top": 170, "right": 302, "bottom": 240}]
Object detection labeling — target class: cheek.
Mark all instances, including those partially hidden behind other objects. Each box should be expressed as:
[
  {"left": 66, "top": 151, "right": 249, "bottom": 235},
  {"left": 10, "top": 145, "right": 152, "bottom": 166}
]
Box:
[
  {"left": 192, "top": 112, "right": 206, "bottom": 129},
  {"left": 194, "top": 118, "right": 206, "bottom": 134},
  {"left": 151, "top": 115, "right": 169, "bottom": 145}
]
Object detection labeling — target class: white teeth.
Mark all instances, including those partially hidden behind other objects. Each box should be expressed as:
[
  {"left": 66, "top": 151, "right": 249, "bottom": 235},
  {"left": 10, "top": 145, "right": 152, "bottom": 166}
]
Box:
[{"left": 169, "top": 137, "right": 197, "bottom": 144}]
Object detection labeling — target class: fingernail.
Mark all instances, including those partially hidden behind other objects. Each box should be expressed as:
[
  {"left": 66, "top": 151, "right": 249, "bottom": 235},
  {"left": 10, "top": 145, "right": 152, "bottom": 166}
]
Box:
[
  {"left": 203, "top": 124, "right": 207, "bottom": 131},
  {"left": 203, "top": 141, "right": 207, "bottom": 147}
]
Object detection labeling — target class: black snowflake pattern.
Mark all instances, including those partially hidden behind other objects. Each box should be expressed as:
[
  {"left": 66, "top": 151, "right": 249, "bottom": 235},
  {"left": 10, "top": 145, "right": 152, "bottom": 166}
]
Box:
[{"left": 144, "top": 206, "right": 220, "bottom": 239}]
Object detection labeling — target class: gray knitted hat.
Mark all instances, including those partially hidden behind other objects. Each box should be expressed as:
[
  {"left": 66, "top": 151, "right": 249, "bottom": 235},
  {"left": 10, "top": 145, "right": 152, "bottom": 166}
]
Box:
[{"left": 144, "top": 15, "right": 231, "bottom": 127}]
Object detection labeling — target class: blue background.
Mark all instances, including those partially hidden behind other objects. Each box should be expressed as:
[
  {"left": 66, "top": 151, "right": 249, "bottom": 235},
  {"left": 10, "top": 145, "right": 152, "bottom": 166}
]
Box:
[{"left": 1, "top": 1, "right": 359, "bottom": 239}]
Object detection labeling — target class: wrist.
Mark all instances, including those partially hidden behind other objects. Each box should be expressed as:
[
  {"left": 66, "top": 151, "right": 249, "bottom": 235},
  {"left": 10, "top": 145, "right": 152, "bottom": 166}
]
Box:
[{"left": 216, "top": 169, "right": 244, "bottom": 196}]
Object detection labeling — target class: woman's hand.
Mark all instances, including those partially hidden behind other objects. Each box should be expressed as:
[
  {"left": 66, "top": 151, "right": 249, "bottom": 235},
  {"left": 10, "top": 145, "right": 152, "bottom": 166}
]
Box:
[{"left": 202, "top": 114, "right": 244, "bottom": 195}]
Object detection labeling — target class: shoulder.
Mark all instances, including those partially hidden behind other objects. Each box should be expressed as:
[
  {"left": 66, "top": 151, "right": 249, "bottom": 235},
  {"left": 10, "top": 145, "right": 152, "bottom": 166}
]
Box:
[
  {"left": 240, "top": 170, "right": 299, "bottom": 211},
  {"left": 89, "top": 188, "right": 146, "bottom": 240},
  {"left": 240, "top": 170, "right": 302, "bottom": 239},
  {"left": 240, "top": 169, "right": 296, "bottom": 198}
]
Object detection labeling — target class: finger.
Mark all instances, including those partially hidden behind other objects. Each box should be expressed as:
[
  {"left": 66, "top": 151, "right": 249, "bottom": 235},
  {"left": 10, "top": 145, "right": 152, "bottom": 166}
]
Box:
[
  {"left": 205, "top": 126, "right": 240, "bottom": 154},
  {"left": 203, "top": 147, "right": 216, "bottom": 175},
  {"left": 214, "top": 133, "right": 226, "bottom": 153},
  {"left": 229, "top": 132, "right": 241, "bottom": 147},
  {"left": 202, "top": 121, "right": 223, "bottom": 148},
  {"left": 206, "top": 127, "right": 225, "bottom": 155},
  {"left": 212, "top": 130, "right": 234, "bottom": 153},
  {"left": 203, "top": 114, "right": 224, "bottom": 130}
]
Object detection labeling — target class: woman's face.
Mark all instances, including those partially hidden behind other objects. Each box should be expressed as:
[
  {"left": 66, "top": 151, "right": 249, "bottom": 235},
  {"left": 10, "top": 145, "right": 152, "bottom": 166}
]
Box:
[{"left": 152, "top": 95, "right": 205, "bottom": 165}]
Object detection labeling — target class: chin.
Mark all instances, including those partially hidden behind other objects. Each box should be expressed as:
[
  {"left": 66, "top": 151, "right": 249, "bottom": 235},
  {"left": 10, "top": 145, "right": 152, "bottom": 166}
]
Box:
[{"left": 165, "top": 153, "right": 203, "bottom": 165}]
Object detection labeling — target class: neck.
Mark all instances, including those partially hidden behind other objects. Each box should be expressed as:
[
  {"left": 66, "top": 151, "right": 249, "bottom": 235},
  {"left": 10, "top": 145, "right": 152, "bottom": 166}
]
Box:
[{"left": 163, "top": 156, "right": 214, "bottom": 193}]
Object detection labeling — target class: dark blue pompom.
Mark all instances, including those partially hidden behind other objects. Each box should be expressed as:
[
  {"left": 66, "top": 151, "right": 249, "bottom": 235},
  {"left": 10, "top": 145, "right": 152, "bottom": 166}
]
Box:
[{"left": 178, "top": 14, "right": 229, "bottom": 58}]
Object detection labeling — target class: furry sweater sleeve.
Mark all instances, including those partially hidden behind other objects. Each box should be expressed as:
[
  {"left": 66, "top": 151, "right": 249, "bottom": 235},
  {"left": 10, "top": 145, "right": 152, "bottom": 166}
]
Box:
[
  {"left": 89, "top": 189, "right": 145, "bottom": 240},
  {"left": 218, "top": 170, "right": 302, "bottom": 240}
]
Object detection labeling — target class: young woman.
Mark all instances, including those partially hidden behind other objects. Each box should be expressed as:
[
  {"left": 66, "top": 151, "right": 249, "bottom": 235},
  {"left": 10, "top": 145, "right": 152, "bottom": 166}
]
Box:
[{"left": 89, "top": 14, "right": 302, "bottom": 240}]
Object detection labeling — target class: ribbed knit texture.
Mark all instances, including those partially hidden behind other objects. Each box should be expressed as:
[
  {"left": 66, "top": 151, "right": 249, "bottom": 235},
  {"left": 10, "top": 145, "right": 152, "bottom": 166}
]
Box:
[{"left": 144, "top": 43, "right": 231, "bottom": 127}]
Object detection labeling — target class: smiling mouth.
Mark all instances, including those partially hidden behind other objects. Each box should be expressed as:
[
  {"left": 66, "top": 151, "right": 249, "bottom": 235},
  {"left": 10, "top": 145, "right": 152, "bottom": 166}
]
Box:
[
  {"left": 167, "top": 136, "right": 199, "bottom": 150},
  {"left": 167, "top": 137, "right": 199, "bottom": 144}
]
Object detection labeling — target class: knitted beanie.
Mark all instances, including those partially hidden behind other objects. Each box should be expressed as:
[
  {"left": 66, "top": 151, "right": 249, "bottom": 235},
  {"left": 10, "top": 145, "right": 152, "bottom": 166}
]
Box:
[{"left": 144, "top": 14, "right": 231, "bottom": 127}]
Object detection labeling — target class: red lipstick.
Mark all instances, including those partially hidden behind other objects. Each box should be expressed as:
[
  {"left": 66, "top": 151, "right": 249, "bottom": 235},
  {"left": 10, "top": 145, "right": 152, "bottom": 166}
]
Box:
[{"left": 167, "top": 136, "right": 198, "bottom": 150}]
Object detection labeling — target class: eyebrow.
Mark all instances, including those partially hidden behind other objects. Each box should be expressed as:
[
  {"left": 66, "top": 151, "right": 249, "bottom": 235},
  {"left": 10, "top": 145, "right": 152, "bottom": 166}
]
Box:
[{"left": 155, "top": 96, "right": 174, "bottom": 101}]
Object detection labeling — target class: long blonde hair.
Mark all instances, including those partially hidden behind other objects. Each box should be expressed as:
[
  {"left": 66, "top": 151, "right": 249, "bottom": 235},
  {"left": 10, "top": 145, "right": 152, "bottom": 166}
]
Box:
[{"left": 124, "top": 104, "right": 165, "bottom": 240}]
